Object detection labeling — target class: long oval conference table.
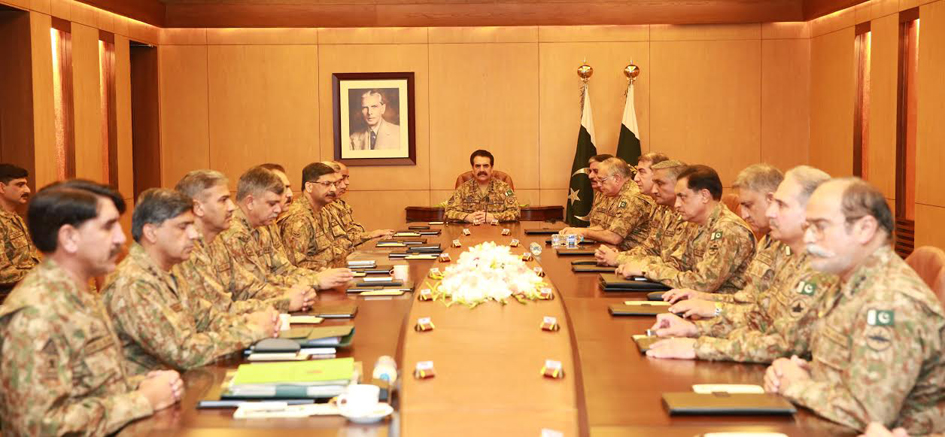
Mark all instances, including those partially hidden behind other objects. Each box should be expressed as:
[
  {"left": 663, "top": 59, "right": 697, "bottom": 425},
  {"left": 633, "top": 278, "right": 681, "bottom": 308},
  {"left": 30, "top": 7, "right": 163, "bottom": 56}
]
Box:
[{"left": 118, "top": 222, "right": 857, "bottom": 437}]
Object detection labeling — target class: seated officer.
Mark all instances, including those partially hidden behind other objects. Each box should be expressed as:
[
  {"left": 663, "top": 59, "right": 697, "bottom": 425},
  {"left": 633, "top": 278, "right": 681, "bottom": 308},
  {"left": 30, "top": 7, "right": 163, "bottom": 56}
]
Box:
[
  {"left": 216, "top": 166, "right": 352, "bottom": 292},
  {"left": 259, "top": 163, "right": 293, "bottom": 248},
  {"left": 103, "top": 189, "right": 279, "bottom": 375},
  {"left": 764, "top": 178, "right": 944, "bottom": 435},
  {"left": 587, "top": 153, "right": 614, "bottom": 212},
  {"left": 0, "top": 164, "right": 41, "bottom": 295},
  {"left": 561, "top": 157, "right": 655, "bottom": 250},
  {"left": 617, "top": 165, "right": 756, "bottom": 294},
  {"left": 596, "top": 159, "right": 690, "bottom": 266},
  {"left": 445, "top": 149, "right": 520, "bottom": 223},
  {"left": 323, "top": 161, "right": 393, "bottom": 247},
  {"left": 645, "top": 166, "right": 837, "bottom": 364},
  {"left": 280, "top": 163, "right": 354, "bottom": 270},
  {"left": 0, "top": 180, "right": 180, "bottom": 436},
  {"left": 174, "top": 170, "right": 310, "bottom": 314},
  {"left": 633, "top": 152, "right": 669, "bottom": 198}
]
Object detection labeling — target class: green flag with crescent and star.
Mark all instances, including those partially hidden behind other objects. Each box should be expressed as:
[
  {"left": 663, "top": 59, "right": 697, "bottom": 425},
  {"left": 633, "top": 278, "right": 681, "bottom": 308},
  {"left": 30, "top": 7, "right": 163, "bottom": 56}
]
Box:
[
  {"left": 616, "top": 80, "right": 642, "bottom": 165},
  {"left": 565, "top": 84, "right": 597, "bottom": 226}
]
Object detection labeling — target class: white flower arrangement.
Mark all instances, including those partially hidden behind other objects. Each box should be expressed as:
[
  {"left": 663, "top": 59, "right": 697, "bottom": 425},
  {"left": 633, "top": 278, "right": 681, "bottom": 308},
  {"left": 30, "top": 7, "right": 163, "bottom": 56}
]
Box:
[{"left": 431, "top": 242, "right": 546, "bottom": 307}]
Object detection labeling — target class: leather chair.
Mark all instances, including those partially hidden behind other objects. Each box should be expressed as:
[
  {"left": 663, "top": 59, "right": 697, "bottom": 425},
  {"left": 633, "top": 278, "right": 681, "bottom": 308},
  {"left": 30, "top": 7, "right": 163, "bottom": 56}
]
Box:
[
  {"left": 454, "top": 170, "right": 514, "bottom": 190},
  {"left": 904, "top": 246, "right": 945, "bottom": 307},
  {"left": 722, "top": 193, "right": 741, "bottom": 215}
]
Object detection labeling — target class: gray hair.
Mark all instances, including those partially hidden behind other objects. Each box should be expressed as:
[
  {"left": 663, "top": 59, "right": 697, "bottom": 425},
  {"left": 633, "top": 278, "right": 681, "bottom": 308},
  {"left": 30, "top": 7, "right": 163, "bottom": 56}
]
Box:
[
  {"left": 599, "top": 157, "right": 632, "bottom": 179},
  {"left": 784, "top": 165, "right": 831, "bottom": 206},
  {"left": 321, "top": 161, "right": 342, "bottom": 172},
  {"left": 175, "top": 170, "right": 228, "bottom": 201},
  {"left": 651, "top": 159, "right": 687, "bottom": 179},
  {"left": 638, "top": 152, "right": 669, "bottom": 166},
  {"left": 733, "top": 163, "right": 784, "bottom": 194},
  {"left": 837, "top": 177, "right": 894, "bottom": 236},
  {"left": 132, "top": 188, "right": 194, "bottom": 243},
  {"left": 236, "top": 166, "right": 285, "bottom": 202}
]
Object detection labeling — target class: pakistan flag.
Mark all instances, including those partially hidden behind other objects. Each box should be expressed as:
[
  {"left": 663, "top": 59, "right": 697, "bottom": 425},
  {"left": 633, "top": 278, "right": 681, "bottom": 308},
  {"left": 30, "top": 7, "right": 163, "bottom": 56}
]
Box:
[{"left": 565, "top": 85, "right": 597, "bottom": 226}]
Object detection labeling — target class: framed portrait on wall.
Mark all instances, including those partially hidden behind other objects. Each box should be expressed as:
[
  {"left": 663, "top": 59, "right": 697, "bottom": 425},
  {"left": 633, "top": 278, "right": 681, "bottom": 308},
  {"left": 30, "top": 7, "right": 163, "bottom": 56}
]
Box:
[{"left": 332, "top": 72, "right": 416, "bottom": 166}]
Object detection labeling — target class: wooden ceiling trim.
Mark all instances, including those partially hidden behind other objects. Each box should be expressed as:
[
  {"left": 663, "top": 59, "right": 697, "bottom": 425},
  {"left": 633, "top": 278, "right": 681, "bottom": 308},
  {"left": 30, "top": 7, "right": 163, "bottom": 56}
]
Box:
[
  {"left": 75, "top": 0, "right": 166, "bottom": 27},
  {"left": 802, "top": 0, "right": 869, "bottom": 20}
]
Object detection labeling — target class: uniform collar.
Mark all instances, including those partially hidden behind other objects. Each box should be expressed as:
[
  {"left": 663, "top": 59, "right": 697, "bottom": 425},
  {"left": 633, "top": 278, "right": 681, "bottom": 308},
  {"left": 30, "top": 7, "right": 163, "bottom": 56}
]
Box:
[{"left": 127, "top": 243, "right": 180, "bottom": 296}]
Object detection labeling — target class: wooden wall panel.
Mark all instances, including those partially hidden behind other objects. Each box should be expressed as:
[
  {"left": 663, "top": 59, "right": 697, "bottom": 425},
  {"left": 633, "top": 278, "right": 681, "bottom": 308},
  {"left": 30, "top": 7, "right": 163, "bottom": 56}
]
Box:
[
  {"left": 342, "top": 190, "right": 431, "bottom": 231},
  {"left": 158, "top": 45, "right": 209, "bottom": 187},
  {"left": 428, "top": 42, "right": 540, "bottom": 190},
  {"left": 761, "top": 38, "right": 811, "bottom": 171},
  {"left": 867, "top": 14, "right": 898, "bottom": 199},
  {"left": 0, "top": 9, "right": 36, "bottom": 184},
  {"left": 809, "top": 27, "right": 855, "bottom": 178},
  {"left": 317, "top": 43, "right": 431, "bottom": 192},
  {"left": 537, "top": 41, "right": 650, "bottom": 191},
  {"left": 915, "top": 204, "right": 945, "bottom": 250},
  {"left": 207, "top": 44, "right": 319, "bottom": 190},
  {"left": 70, "top": 22, "right": 103, "bottom": 181},
  {"left": 114, "top": 34, "right": 134, "bottom": 197},
  {"left": 649, "top": 39, "right": 762, "bottom": 186},
  {"left": 28, "top": 11, "right": 57, "bottom": 188},
  {"left": 916, "top": 1, "right": 945, "bottom": 207}
]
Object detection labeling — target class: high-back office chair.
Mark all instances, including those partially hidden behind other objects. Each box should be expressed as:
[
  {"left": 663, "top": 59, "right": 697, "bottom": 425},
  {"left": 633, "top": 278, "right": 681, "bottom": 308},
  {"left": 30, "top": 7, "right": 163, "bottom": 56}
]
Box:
[
  {"left": 905, "top": 246, "right": 945, "bottom": 307},
  {"left": 454, "top": 170, "right": 515, "bottom": 190}
]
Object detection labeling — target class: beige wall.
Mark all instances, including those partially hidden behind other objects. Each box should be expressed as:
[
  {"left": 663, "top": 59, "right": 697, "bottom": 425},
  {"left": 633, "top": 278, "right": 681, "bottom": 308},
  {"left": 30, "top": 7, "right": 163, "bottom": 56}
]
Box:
[
  {"left": 156, "top": 24, "right": 812, "bottom": 231},
  {"left": 806, "top": 0, "right": 945, "bottom": 250}
]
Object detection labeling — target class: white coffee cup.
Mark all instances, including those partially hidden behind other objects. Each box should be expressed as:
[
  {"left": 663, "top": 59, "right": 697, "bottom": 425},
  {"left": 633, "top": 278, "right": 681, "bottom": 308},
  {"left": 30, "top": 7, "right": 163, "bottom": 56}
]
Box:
[
  {"left": 392, "top": 265, "right": 409, "bottom": 281},
  {"left": 337, "top": 384, "right": 380, "bottom": 416}
]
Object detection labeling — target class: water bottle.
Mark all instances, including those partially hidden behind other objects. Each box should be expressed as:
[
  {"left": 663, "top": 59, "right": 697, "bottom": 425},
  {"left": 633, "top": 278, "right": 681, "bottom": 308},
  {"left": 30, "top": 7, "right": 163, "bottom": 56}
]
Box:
[
  {"left": 566, "top": 234, "right": 578, "bottom": 249},
  {"left": 551, "top": 234, "right": 561, "bottom": 248},
  {"left": 529, "top": 242, "right": 543, "bottom": 257},
  {"left": 372, "top": 355, "right": 398, "bottom": 386}
]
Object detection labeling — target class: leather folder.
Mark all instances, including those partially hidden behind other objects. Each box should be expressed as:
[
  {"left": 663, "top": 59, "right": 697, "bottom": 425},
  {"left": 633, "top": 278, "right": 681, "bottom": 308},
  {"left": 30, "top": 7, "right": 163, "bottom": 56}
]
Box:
[
  {"left": 572, "top": 265, "right": 616, "bottom": 273},
  {"left": 599, "top": 273, "right": 671, "bottom": 291},
  {"left": 661, "top": 392, "right": 797, "bottom": 416},
  {"left": 407, "top": 245, "right": 442, "bottom": 253},
  {"left": 524, "top": 228, "right": 565, "bottom": 235},
  {"left": 631, "top": 334, "right": 660, "bottom": 353},
  {"left": 309, "top": 303, "right": 358, "bottom": 319},
  {"left": 571, "top": 260, "right": 598, "bottom": 266},
  {"left": 349, "top": 265, "right": 394, "bottom": 275},
  {"left": 555, "top": 249, "right": 596, "bottom": 257},
  {"left": 647, "top": 291, "right": 666, "bottom": 301},
  {"left": 608, "top": 302, "right": 670, "bottom": 316}
]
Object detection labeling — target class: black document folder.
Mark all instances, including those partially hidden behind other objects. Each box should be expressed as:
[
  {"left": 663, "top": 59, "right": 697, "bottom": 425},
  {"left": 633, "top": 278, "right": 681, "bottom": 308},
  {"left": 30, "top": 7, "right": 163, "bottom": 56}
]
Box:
[
  {"left": 573, "top": 265, "right": 616, "bottom": 273},
  {"left": 555, "top": 249, "right": 596, "bottom": 257},
  {"left": 524, "top": 227, "right": 565, "bottom": 235},
  {"left": 599, "top": 273, "right": 671, "bottom": 292},
  {"left": 571, "top": 260, "right": 597, "bottom": 266},
  {"left": 661, "top": 392, "right": 797, "bottom": 416}
]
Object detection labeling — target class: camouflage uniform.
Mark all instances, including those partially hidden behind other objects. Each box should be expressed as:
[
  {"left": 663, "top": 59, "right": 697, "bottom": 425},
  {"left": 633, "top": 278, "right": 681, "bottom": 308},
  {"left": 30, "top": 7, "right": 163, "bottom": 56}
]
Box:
[
  {"left": 703, "top": 236, "right": 791, "bottom": 304},
  {"left": 0, "top": 259, "right": 153, "bottom": 436},
  {"left": 640, "top": 203, "right": 755, "bottom": 294},
  {"left": 692, "top": 252, "right": 838, "bottom": 363},
  {"left": 616, "top": 205, "right": 692, "bottom": 263},
  {"left": 173, "top": 233, "right": 288, "bottom": 314},
  {"left": 444, "top": 178, "right": 520, "bottom": 222},
  {"left": 328, "top": 199, "right": 370, "bottom": 247},
  {"left": 588, "top": 181, "right": 655, "bottom": 251},
  {"left": 217, "top": 207, "right": 321, "bottom": 289},
  {"left": 279, "top": 194, "right": 351, "bottom": 270},
  {"left": 782, "top": 245, "right": 945, "bottom": 434},
  {"left": 103, "top": 244, "right": 268, "bottom": 376},
  {"left": 0, "top": 209, "right": 41, "bottom": 288}
]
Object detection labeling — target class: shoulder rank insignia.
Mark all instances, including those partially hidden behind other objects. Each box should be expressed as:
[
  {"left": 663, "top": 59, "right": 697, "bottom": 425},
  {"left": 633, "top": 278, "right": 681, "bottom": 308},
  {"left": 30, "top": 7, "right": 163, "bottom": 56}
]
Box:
[
  {"left": 867, "top": 309, "right": 894, "bottom": 326},
  {"left": 618, "top": 200, "right": 627, "bottom": 209},
  {"left": 710, "top": 231, "right": 723, "bottom": 241},
  {"left": 506, "top": 189, "right": 513, "bottom": 196}
]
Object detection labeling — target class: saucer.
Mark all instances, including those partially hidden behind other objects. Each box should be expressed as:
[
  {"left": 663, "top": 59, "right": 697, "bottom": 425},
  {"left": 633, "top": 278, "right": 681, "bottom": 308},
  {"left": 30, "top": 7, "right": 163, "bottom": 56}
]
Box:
[{"left": 339, "top": 403, "right": 394, "bottom": 424}]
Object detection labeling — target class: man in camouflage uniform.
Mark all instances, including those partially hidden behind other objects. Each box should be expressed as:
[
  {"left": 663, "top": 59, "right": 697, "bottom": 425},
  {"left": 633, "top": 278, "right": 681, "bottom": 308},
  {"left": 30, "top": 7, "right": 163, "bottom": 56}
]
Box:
[
  {"left": 322, "top": 161, "right": 394, "bottom": 248},
  {"left": 587, "top": 154, "right": 614, "bottom": 216},
  {"left": 280, "top": 163, "right": 355, "bottom": 270},
  {"left": 216, "top": 166, "right": 352, "bottom": 294},
  {"left": 260, "top": 163, "right": 294, "bottom": 249},
  {"left": 174, "top": 170, "right": 309, "bottom": 314},
  {"left": 0, "top": 164, "right": 41, "bottom": 296},
  {"left": 103, "top": 189, "right": 279, "bottom": 376},
  {"left": 617, "top": 165, "right": 756, "bottom": 294},
  {"left": 445, "top": 149, "right": 520, "bottom": 223},
  {"left": 660, "top": 163, "right": 786, "bottom": 309},
  {"left": 561, "top": 157, "right": 654, "bottom": 251},
  {"left": 646, "top": 166, "right": 839, "bottom": 363},
  {"left": 0, "top": 180, "right": 180, "bottom": 436},
  {"left": 765, "top": 178, "right": 945, "bottom": 435},
  {"left": 595, "top": 159, "right": 690, "bottom": 266},
  {"left": 632, "top": 152, "right": 669, "bottom": 200}
]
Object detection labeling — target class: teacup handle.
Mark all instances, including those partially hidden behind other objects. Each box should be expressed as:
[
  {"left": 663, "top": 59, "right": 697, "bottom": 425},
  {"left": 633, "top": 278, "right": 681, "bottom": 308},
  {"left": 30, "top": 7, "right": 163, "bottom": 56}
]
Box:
[{"left": 336, "top": 394, "right": 349, "bottom": 407}]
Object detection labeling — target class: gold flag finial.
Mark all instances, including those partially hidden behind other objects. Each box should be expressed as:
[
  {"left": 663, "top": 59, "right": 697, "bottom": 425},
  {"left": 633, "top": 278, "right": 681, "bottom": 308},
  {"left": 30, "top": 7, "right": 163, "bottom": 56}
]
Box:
[
  {"left": 577, "top": 61, "right": 593, "bottom": 83},
  {"left": 624, "top": 62, "right": 640, "bottom": 84}
]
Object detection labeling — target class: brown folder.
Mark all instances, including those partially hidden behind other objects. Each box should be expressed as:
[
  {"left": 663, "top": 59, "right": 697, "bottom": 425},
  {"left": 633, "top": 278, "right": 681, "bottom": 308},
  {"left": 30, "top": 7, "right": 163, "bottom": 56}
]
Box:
[{"left": 661, "top": 392, "right": 797, "bottom": 415}]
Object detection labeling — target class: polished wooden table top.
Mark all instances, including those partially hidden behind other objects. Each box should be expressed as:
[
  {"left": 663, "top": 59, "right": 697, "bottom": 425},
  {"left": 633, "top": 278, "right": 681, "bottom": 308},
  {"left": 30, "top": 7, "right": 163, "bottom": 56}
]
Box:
[{"left": 120, "top": 222, "right": 854, "bottom": 437}]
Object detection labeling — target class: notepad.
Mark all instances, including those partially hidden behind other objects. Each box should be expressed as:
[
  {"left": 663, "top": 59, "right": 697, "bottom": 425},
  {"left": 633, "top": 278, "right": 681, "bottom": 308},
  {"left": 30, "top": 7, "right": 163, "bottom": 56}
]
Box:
[
  {"left": 662, "top": 392, "right": 797, "bottom": 415},
  {"left": 692, "top": 384, "right": 765, "bottom": 395},
  {"left": 230, "top": 358, "right": 355, "bottom": 387},
  {"left": 288, "top": 316, "right": 323, "bottom": 324}
]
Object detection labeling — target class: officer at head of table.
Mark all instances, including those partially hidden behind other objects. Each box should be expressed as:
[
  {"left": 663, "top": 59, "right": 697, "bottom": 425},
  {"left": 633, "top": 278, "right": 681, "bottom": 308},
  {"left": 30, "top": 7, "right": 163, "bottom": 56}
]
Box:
[{"left": 443, "top": 149, "right": 521, "bottom": 224}]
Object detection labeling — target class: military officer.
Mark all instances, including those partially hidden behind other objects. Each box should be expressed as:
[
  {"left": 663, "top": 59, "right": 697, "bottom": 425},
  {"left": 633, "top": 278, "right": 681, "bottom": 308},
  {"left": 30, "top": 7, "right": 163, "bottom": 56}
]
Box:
[
  {"left": 323, "top": 161, "right": 394, "bottom": 247},
  {"left": 445, "top": 149, "right": 520, "bottom": 223},
  {"left": 280, "top": 163, "right": 356, "bottom": 270},
  {"left": 0, "top": 164, "right": 41, "bottom": 295}
]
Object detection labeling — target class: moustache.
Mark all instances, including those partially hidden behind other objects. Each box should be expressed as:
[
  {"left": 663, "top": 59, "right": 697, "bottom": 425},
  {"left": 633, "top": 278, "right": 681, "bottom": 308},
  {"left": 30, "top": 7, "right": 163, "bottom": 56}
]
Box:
[
  {"left": 806, "top": 244, "right": 836, "bottom": 258},
  {"left": 109, "top": 245, "right": 122, "bottom": 259}
]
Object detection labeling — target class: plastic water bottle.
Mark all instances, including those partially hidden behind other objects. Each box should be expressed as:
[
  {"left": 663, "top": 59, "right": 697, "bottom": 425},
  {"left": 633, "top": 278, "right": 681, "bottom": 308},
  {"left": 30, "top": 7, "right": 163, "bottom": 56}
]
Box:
[
  {"left": 372, "top": 355, "right": 398, "bottom": 386},
  {"left": 550, "top": 234, "right": 562, "bottom": 248},
  {"left": 529, "top": 242, "right": 543, "bottom": 257}
]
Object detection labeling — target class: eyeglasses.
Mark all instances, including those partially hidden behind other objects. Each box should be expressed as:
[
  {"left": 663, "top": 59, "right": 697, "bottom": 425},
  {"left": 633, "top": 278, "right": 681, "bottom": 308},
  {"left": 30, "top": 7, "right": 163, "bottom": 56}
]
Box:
[
  {"left": 598, "top": 175, "right": 616, "bottom": 184},
  {"left": 802, "top": 215, "right": 866, "bottom": 239},
  {"left": 308, "top": 180, "right": 339, "bottom": 189}
]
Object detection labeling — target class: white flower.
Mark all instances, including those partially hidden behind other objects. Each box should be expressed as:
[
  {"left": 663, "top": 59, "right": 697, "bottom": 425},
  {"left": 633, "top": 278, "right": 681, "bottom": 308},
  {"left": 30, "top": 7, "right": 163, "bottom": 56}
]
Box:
[{"left": 435, "top": 242, "right": 545, "bottom": 307}]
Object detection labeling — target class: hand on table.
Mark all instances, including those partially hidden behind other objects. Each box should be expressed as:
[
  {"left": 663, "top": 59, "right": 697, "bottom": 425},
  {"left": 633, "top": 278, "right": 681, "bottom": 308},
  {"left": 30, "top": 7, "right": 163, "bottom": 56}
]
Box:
[
  {"left": 285, "top": 283, "right": 315, "bottom": 311},
  {"left": 138, "top": 370, "right": 183, "bottom": 410},
  {"left": 595, "top": 245, "right": 619, "bottom": 266},
  {"left": 669, "top": 299, "right": 718, "bottom": 319},
  {"left": 646, "top": 338, "right": 697, "bottom": 360},
  {"left": 662, "top": 288, "right": 705, "bottom": 303},
  {"left": 649, "top": 313, "right": 699, "bottom": 338},
  {"left": 316, "top": 268, "right": 354, "bottom": 290},
  {"left": 764, "top": 355, "right": 810, "bottom": 394},
  {"left": 616, "top": 260, "right": 645, "bottom": 278}
]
